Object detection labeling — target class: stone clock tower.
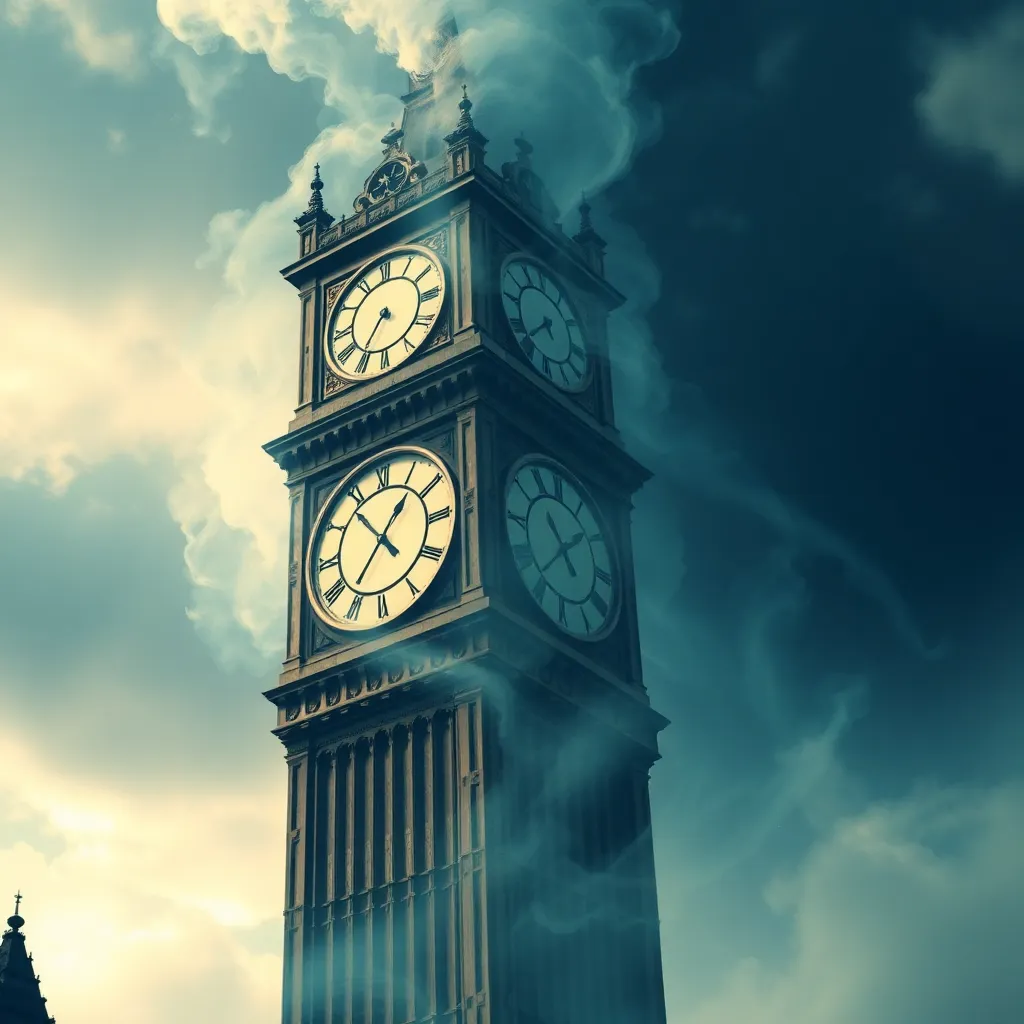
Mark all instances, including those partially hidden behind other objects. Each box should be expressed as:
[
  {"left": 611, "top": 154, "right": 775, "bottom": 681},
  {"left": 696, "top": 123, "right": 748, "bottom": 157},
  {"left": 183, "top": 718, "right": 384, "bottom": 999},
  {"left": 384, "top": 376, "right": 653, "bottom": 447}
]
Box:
[{"left": 264, "top": 22, "right": 669, "bottom": 1024}]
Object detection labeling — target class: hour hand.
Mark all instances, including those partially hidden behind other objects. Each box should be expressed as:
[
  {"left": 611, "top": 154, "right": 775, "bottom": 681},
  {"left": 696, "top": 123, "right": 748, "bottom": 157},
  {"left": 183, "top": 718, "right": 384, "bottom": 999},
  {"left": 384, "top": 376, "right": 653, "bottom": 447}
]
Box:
[{"left": 356, "top": 512, "right": 399, "bottom": 556}]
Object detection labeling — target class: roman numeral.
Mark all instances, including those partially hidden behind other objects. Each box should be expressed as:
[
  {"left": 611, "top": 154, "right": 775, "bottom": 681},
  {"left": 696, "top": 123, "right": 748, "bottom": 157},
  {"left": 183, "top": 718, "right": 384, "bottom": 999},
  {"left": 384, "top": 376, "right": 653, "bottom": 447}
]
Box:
[
  {"left": 401, "top": 257, "right": 414, "bottom": 276},
  {"left": 375, "top": 464, "right": 390, "bottom": 489},
  {"left": 558, "top": 364, "right": 570, "bottom": 385},
  {"left": 323, "top": 578, "right": 346, "bottom": 606},
  {"left": 532, "top": 576, "right": 548, "bottom": 602},
  {"left": 334, "top": 325, "right": 353, "bottom": 341},
  {"left": 419, "top": 473, "right": 442, "bottom": 498},
  {"left": 414, "top": 265, "right": 432, "bottom": 283},
  {"left": 521, "top": 336, "right": 536, "bottom": 359},
  {"left": 377, "top": 593, "right": 389, "bottom": 619},
  {"left": 558, "top": 596, "right": 568, "bottom": 626},
  {"left": 349, "top": 483, "right": 365, "bottom": 503},
  {"left": 512, "top": 543, "right": 534, "bottom": 569},
  {"left": 380, "top": 261, "right": 391, "bottom": 281},
  {"left": 569, "top": 342, "right": 585, "bottom": 364},
  {"left": 552, "top": 475, "right": 564, "bottom": 501},
  {"left": 326, "top": 521, "right": 345, "bottom": 533},
  {"left": 504, "top": 290, "right": 520, "bottom": 303},
  {"left": 590, "top": 591, "right": 608, "bottom": 617},
  {"left": 595, "top": 566, "right": 612, "bottom": 586},
  {"left": 356, "top": 351, "right": 371, "bottom": 374},
  {"left": 403, "top": 461, "right": 418, "bottom": 485},
  {"left": 357, "top": 278, "right": 371, "bottom": 294},
  {"left": 420, "top": 285, "right": 440, "bottom": 301},
  {"left": 346, "top": 594, "right": 363, "bottom": 620},
  {"left": 379, "top": 348, "right": 390, "bottom": 370},
  {"left": 509, "top": 316, "right": 525, "bottom": 333},
  {"left": 406, "top": 578, "right": 420, "bottom": 596},
  {"left": 427, "top": 506, "right": 451, "bottom": 524},
  {"left": 530, "top": 468, "right": 548, "bottom": 495},
  {"left": 523, "top": 265, "right": 535, "bottom": 287},
  {"left": 507, "top": 511, "right": 528, "bottom": 530},
  {"left": 338, "top": 342, "right": 357, "bottom": 364},
  {"left": 541, "top": 354, "right": 552, "bottom": 376},
  {"left": 318, "top": 554, "right": 339, "bottom": 572},
  {"left": 414, "top": 313, "right": 432, "bottom": 326},
  {"left": 403, "top": 338, "right": 415, "bottom": 351},
  {"left": 420, "top": 544, "right": 443, "bottom": 562},
  {"left": 581, "top": 607, "right": 592, "bottom": 633}
]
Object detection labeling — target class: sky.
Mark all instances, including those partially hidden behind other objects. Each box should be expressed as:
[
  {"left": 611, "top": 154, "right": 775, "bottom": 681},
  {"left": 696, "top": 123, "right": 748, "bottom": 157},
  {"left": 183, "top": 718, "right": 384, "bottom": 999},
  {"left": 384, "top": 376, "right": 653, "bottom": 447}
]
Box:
[{"left": 1, "top": 0, "right": 1023, "bottom": 1022}]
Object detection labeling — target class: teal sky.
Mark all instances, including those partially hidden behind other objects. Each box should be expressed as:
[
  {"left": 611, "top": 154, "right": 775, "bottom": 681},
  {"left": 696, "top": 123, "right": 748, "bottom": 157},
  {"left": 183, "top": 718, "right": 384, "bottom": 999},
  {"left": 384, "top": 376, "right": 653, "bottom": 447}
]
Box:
[{"left": 2, "top": 1, "right": 1023, "bottom": 1022}]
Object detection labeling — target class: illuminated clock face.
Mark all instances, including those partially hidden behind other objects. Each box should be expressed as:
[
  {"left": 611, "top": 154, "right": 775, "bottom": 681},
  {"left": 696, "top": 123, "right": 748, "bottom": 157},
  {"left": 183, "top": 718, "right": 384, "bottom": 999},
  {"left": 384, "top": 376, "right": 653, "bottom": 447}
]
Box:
[
  {"left": 324, "top": 245, "right": 446, "bottom": 382},
  {"left": 501, "top": 257, "right": 589, "bottom": 391},
  {"left": 306, "top": 446, "right": 457, "bottom": 632},
  {"left": 368, "top": 160, "right": 408, "bottom": 202},
  {"left": 505, "top": 457, "right": 617, "bottom": 639}
]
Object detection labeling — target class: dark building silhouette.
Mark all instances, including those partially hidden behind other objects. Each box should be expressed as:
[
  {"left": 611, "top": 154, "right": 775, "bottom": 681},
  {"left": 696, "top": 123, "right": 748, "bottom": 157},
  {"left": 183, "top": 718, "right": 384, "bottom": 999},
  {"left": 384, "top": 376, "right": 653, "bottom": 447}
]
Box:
[
  {"left": 0, "top": 896, "right": 56, "bottom": 1024},
  {"left": 264, "top": 18, "right": 670, "bottom": 1024}
]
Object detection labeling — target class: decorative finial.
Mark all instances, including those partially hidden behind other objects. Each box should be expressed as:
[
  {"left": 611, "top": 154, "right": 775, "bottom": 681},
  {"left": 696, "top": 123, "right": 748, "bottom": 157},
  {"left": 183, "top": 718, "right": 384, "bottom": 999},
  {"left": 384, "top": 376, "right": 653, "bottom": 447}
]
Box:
[
  {"left": 381, "top": 122, "right": 405, "bottom": 152},
  {"left": 8, "top": 890, "right": 25, "bottom": 932},
  {"left": 444, "top": 81, "right": 488, "bottom": 159},
  {"left": 579, "top": 192, "right": 593, "bottom": 229},
  {"left": 513, "top": 133, "right": 533, "bottom": 163},
  {"left": 307, "top": 163, "right": 325, "bottom": 213}
]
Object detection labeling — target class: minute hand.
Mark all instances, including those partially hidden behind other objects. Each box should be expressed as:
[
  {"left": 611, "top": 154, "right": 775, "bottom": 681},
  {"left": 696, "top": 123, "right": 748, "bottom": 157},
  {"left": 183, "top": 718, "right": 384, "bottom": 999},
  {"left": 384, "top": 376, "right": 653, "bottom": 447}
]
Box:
[
  {"left": 356, "top": 512, "right": 399, "bottom": 556},
  {"left": 356, "top": 495, "right": 406, "bottom": 585}
]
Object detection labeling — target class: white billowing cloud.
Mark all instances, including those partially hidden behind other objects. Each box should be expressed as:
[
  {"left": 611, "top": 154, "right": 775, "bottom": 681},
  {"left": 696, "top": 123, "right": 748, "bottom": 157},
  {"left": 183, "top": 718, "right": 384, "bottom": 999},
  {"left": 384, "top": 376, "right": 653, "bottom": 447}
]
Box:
[
  {"left": 0, "top": 287, "right": 206, "bottom": 490},
  {"left": 155, "top": 29, "right": 246, "bottom": 139},
  {"left": 0, "top": 728, "right": 283, "bottom": 1024},
  {"left": 917, "top": 6, "right": 1024, "bottom": 182},
  {"left": 678, "top": 782, "right": 1024, "bottom": 1024},
  {"left": 3, "top": 0, "right": 141, "bottom": 74}
]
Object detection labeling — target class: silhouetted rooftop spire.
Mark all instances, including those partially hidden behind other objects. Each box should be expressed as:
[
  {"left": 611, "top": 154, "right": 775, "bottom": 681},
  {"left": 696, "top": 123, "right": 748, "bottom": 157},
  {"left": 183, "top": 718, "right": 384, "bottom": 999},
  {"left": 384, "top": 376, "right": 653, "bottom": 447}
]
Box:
[
  {"left": 307, "top": 163, "right": 325, "bottom": 214},
  {"left": 0, "top": 893, "right": 56, "bottom": 1023}
]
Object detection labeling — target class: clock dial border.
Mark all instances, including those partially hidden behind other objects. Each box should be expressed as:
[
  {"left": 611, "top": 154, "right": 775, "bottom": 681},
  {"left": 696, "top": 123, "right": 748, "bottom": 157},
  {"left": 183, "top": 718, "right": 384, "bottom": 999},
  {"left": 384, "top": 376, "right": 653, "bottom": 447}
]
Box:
[
  {"left": 499, "top": 253, "right": 592, "bottom": 394},
  {"left": 323, "top": 243, "right": 448, "bottom": 384},
  {"left": 305, "top": 444, "right": 458, "bottom": 635},
  {"left": 504, "top": 453, "right": 621, "bottom": 642}
]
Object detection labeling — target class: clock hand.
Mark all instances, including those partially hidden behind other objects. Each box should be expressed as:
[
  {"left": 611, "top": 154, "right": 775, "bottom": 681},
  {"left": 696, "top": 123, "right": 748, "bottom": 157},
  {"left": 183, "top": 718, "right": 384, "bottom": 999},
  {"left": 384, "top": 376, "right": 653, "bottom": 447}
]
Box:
[
  {"left": 539, "top": 531, "right": 585, "bottom": 572},
  {"left": 356, "top": 494, "right": 407, "bottom": 585},
  {"left": 364, "top": 307, "right": 392, "bottom": 349},
  {"left": 545, "top": 510, "right": 565, "bottom": 546},
  {"left": 355, "top": 511, "right": 399, "bottom": 557},
  {"left": 527, "top": 316, "right": 553, "bottom": 339}
]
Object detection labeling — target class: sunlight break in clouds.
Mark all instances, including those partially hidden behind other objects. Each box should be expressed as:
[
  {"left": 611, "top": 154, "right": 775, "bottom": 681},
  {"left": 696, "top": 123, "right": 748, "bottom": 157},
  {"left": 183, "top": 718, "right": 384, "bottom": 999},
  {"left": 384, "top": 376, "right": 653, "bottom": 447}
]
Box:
[{"left": 0, "top": 729, "right": 283, "bottom": 1024}]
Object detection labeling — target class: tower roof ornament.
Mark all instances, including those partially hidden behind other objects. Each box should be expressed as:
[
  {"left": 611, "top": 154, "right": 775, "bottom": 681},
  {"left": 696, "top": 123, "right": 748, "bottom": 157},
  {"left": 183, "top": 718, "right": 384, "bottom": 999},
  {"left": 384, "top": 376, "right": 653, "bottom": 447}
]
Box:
[
  {"left": 295, "top": 160, "right": 334, "bottom": 237},
  {"left": 1, "top": 892, "right": 56, "bottom": 1022},
  {"left": 573, "top": 192, "right": 607, "bottom": 275},
  {"left": 307, "top": 163, "right": 325, "bottom": 214},
  {"left": 444, "top": 83, "right": 488, "bottom": 157},
  {"left": 381, "top": 122, "right": 405, "bottom": 154}
]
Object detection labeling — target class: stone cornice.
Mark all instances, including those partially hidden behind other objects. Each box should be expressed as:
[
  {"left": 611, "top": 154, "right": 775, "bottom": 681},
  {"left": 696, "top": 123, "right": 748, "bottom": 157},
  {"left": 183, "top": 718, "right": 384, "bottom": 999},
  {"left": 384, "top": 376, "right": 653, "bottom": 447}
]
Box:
[
  {"left": 265, "top": 606, "right": 667, "bottom": 757},
  {"left": 263, "top": 342, "right": 650, "bottom": 494},
  {"left": 280, "top": 170, "right": 624, "bottom": 310}
]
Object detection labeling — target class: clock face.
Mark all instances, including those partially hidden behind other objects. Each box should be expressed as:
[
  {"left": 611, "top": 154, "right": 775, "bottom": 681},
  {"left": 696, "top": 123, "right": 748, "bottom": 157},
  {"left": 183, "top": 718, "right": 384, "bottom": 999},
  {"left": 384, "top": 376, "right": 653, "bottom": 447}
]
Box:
[
  {"left": 325, "top": 245, "right": 446, "bottom": 382},
  {"left": 369, "top": 160, "right": 408, "bottom": 202},
  {"left": 505, "top": 457, "right": 617, "bottom": 639},
  {"left": 306, "top": 446, "right": 457, "bottom": 633},
  {"left": 501, "top": 257, "right": 589, "bottom": 391}
]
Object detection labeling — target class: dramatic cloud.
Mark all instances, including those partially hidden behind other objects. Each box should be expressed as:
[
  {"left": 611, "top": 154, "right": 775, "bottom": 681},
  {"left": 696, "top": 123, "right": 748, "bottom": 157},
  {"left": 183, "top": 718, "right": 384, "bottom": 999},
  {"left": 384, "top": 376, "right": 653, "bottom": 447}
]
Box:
[
  {"left": 917, "top": 5, "right": 1024, "bottom": 181},
  {"left": 681, "top": 783, "right": 1024, "bottom": 1024}
]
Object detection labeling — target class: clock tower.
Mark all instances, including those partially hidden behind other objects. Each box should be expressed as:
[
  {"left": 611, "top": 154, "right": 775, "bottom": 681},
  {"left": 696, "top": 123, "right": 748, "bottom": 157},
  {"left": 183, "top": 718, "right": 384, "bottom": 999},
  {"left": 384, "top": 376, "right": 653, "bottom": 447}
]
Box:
[{"left": 264, "top": 23, "right": 670, "bottom": 1024}]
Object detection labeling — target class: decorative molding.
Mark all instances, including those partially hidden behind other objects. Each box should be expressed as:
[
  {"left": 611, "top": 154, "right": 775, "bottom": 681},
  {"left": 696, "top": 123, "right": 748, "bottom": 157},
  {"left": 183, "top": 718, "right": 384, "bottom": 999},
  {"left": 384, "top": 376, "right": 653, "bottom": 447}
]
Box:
[
  {"left": 324, "top": 369, "right": 345, "bottom": 397},
  {"left": 305, "top": 691, "right": 322, "bottom": 714},
  {"left": 420, "top": 228, "right": 449, "bottom": 258},
  {"left": 285, "top": 704, "right": 301, "bottom": 722},
  {"left": 326, "top": 282, "right": 344, "bottom": 312},
  {"left": 313, "top": 626, "right": 338, "bottom": 653},
  {"left": 288, "top": 561, "right": 299, "bottom": 586}
]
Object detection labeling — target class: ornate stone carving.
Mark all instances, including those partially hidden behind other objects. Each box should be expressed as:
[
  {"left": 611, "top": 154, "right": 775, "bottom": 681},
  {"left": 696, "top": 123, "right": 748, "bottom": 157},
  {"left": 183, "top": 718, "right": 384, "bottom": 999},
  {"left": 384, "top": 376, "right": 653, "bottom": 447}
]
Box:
[
  {"left": 324, "top": 369, "right": 345, "bottom": 397},
  {"left": 463, "top": 488, "right": 475, "bottom": 513},
  {"left": 366, "top": 668, "right": 383, "bottom": 693},
  {"left": 325, "top": 683, "right": 341, "bottom": 707},
  {"left": 288, "top": 561, "right": 299, "bottom": 586},
  {"left": 345, "top": 673, "right": 362, "bottom": 700},
  {"left": 420, "top": 228, "right": 448, "bottom": 258},
  {"left": 326, "top": 282, "right": 344, "bottom": 311},
  {"left": 284, "top": 703, "right": 301, "bottom": 722},
  {"left": 304, "top": 691, "right": 322, "bottom": 714},
  {"left": 313, "top": 626, "right": 337, "bottom": 653}
]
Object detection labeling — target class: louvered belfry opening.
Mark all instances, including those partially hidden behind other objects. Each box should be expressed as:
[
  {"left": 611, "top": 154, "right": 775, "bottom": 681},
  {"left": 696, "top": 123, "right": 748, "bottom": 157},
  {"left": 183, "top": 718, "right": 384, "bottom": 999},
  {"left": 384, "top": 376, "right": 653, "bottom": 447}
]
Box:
[
  {"left": 284, "top": 698, "right": 488, "bottom": 1024},
  {"left": 281, "top": 681, "right": 665, "bottom": 1024}
]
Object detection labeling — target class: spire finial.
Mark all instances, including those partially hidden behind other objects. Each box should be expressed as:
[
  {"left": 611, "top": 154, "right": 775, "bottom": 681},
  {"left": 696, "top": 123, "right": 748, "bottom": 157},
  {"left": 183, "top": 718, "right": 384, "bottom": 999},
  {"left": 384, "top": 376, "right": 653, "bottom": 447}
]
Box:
[
  {"left": 579, "top": 192, "right": 593, "bottom": 229},
  {"left": 307, "top": 163, "right": 324, "bottom": 213},
  {"left": 8, "top": 890, "right": 25, "bottom": 931}
]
